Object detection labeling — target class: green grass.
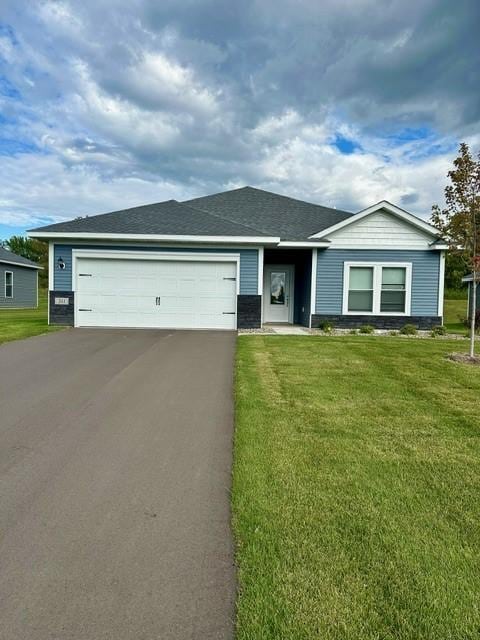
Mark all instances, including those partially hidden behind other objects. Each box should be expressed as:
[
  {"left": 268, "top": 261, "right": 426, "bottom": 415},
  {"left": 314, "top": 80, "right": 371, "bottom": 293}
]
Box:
[
  {"left": 0, "top": 289, "right": 63, "bottom": 344},
  {"left": 233, "top": 336, "right": 480, "bottom": 639},
  {"left": 444, "top": 298, "right": 469, "bottom": 335}
]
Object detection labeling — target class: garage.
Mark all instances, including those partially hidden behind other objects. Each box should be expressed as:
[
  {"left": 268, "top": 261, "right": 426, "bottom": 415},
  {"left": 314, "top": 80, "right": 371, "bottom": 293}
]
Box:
[{"left": 74, "top": 252, "right": 238, "bottom": 329}]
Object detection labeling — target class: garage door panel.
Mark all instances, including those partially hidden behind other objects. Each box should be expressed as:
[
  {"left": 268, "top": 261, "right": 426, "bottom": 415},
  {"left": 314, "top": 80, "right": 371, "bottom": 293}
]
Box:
[{"left": 75, "top": 257, "right": 237, "bottom": 329}]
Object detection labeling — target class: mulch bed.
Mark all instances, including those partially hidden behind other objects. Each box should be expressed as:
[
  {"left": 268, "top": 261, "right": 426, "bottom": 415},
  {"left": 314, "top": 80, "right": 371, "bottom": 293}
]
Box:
[{"left": 447, "top": 352, "right": 480, "bottom": 365}]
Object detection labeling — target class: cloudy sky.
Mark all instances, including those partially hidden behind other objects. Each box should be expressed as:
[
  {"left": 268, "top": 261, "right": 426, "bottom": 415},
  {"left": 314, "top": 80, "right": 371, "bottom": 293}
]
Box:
[{"left": 0, "top": 0, "right": 478, "bottom": 237}]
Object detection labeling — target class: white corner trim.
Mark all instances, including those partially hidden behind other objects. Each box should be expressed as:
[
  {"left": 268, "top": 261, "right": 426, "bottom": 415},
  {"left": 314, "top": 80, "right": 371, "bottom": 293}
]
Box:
[
  {"left": 438, "top": 250, "right": 445, "bottom": 318},
  {"left": 71, "top": 249, "right": 241, "bottom": 295},
  {"left": 310, "top": 248, "right": 318, "bottom": 322},
  {"left": 257, "top": 247, "right": 264, "bottom": 296},
  {"left": 341, "top": 261, "right": 412, "bottom": 316},
  {"left": 48, "top": 242, "right": 54, "bottom": 289},
  {"left": 48, "top": 241, "right": 54, "bottom": 324},
  {"left": 309, "top": 200, "right": 440, "bottom": 240},
  {"left": 29, "top": 231, "right": 281, "bottom": 245}
]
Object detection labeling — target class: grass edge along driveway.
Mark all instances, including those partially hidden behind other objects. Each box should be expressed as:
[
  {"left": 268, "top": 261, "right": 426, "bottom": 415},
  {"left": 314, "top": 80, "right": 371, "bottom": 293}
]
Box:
[
  {"left": 232, "top": 335, "right": 480, "bottom": 640},
  {"left": 0, "top": 290, "right": 63, "bottom": 345}
]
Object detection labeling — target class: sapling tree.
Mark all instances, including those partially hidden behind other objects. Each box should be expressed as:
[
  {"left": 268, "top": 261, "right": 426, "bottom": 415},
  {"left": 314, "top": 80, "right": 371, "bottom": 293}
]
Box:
[{"left": 431, "top": 143, "right": 480, "bottom": 357}]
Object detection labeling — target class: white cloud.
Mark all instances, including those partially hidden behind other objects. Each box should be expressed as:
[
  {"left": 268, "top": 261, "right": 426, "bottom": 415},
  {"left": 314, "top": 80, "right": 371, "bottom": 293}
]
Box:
[
  {"left": 0, "top": 0, "right": 477, "bottom": 231},
  {"left": 0, "top": 154, "right": 197, "bottom": 227}
]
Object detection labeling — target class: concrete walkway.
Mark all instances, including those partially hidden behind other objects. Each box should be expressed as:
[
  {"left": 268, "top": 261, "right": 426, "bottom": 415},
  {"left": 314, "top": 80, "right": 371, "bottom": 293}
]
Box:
[
  {"left": 0, "top": 329, "right": 236, "bottom": 640},
  {"left": 269, "top": 325, "right": 310, "bottom": 335}
]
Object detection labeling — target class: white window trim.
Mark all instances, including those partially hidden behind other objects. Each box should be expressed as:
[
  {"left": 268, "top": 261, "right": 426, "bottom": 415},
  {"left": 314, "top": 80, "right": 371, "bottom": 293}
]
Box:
[
  {"left": 5, "top": 271, "right": 13, "bottom": 298},
  {"left": 342, "top": 262, "right": 412, "bottom": 316}
]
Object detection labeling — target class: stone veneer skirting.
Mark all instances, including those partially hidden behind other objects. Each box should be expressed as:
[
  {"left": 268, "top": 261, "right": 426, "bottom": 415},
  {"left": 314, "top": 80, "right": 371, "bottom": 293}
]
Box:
[
  {"left": 49, "top": 290, "right": 75, "bottom": 325},
  {"left": 237, "top": 295, "right": 262, "bottom": 329},
  {"left": 311, "top": 314, "right": 442, "bottom": 330}
]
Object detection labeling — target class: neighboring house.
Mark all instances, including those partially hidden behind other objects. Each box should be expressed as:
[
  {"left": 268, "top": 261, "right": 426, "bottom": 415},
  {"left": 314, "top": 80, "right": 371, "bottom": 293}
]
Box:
[
  {"left": 28, "top": 187, "right": 447, "bottom": 330},
  {"left": 462, "top": 273, "right": 480, "bottom": 319},
  {"left": 0, "top": 246, "right": 42, "bottom": 309}
]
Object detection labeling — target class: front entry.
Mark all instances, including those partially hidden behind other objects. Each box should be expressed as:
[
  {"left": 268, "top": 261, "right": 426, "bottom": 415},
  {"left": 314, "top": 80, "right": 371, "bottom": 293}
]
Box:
[{"left": 263, "top": 265, "right": 294, "bottom": 323}]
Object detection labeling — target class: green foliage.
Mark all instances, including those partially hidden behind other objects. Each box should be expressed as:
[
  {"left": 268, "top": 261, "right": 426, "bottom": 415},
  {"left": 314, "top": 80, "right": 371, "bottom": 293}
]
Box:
[
  {"left": 431, "top": 325, "right": 447, "bottom": 337},
  {"left": 359, "top": 324, "right": 374, "bottom": 334},
  {"left": 319, "top": 320, "right": 333, "bottom": 332},
  {"left": 444, "top": 252, "right": 470, "bottom": 291},
  {"left": 2, "top": 236, "right": 49, "bottom": 288},
  {"left": 462, "top": 310, "right": 480, "bottom": 333},
  {"left": 389, "top": 330, "right": 399, "bottom": 336},
  {"left": 400, "top": 323, "right": 418, "bottom": 335},
  {"left": 348, "top": 328, "right": 357, "bottom": 335},
  {"left": 444, "top": 287, "right": 468, "bottom": 300},
  {"left": 431, "top": 142, "right": 480, "bottom": 355}
]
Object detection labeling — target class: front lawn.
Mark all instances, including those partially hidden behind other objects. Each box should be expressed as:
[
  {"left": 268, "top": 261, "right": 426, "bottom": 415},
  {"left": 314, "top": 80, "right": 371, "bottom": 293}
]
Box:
[
  {"left": 0, "top": 289, "right": 63, "bottom": 344},
  {"left": 233, "top": 336, "right": 480, "bottom": 639},
  {"left": 444, "top": 298, "right": 469, "bottom": 334}
]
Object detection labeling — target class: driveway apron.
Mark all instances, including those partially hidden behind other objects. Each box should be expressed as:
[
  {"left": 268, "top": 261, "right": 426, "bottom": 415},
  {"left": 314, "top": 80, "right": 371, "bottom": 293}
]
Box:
[{"left": 0, "top": 329, "right": 236, "bottom": 640}]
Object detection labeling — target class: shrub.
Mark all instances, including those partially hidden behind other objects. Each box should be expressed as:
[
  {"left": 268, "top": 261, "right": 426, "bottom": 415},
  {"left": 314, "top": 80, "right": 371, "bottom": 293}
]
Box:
[
  {"left": 400, "top": 323, "right": 418, "bottom": 335},
  {"left": 444, "top": 287, "right": 468, "bottom": 300},
  {"left": 431, "top": 325, "right": 447, "bottom": 337},
  {"left": 462, "top": 309, "right": 480, "bottom": 332},
  {"left": 359, "top": 324, "right": 374, "bottom": 334},
  {"left": 349, "top": 328, "right": 357, "bottom": 335},
  {"left": 389, "top": 330, "right": 398, "bottom": 336},
  {"left": 319, "top": 321, "right": 333, "bottom": 333}
]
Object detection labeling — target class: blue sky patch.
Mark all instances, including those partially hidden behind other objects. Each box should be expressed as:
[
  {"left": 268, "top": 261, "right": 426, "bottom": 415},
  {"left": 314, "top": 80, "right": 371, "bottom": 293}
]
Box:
[
  {"left": 0, "top": 138, "right": 39, "bottom": 156},
  {"left": 0, "top": 223, "right": 29, "bottom": 239},
  {"left": 333, "top": 135, "right": 361, "bottom": 155}
]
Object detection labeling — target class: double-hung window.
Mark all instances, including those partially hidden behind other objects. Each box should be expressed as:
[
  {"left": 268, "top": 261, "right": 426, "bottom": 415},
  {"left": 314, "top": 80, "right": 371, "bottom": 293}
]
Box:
[
  {"left": 380, "top": 267, "right": 406, "bottom": 312},
  {"left": 347, "top": 267, "right": 374, "bottom": 312},
  {"left": 343, "top": 263, "right": 411, "bottom": 315},
  {"left": 5, "top": 271, "right": 13, "bottom": 298}
]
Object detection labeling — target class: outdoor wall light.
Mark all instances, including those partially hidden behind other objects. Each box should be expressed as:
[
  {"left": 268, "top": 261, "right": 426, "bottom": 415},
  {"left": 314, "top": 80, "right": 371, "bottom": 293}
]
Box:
[{"left": 57, "top": 257, "right": 66, "bottom": 270}]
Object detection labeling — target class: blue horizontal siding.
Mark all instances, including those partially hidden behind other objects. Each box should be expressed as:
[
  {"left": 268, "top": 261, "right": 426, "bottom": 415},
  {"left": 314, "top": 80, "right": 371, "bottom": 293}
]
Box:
[
  {"left": 53, "top": 244, "right": 258, "bottom": 295},
  {"left": 0, "top": 264, "right": 37, "bottom": 308},
  {"left": 316, "top": 249, "right": 440, "bottom": 316}
]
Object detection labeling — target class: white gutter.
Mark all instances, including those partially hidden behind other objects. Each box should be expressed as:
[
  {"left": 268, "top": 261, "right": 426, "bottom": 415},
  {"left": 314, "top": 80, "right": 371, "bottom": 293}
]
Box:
[
  {"left": 278, "top": 241, "right": 330, "bottom": 248},
  {"left": 0, "top": 259, "right": 42, "bottom": 269},
  {"left": 28, "top": 231, "right": 281, "bottom": 245}
]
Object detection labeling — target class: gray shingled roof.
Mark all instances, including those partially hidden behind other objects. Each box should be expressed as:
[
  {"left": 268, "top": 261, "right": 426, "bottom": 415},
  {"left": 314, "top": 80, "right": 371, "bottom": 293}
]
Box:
[
  {"left": 0, "top": 246, "right": 42, "bottom": 269},
  {"left": 186, "top": 187, "right": 353, "bottom": 241},
  {"left": 29, "top": 199, "right": 274, "bottom": 238},
  {"left": 29, "top": 187, "right": 354, "bottom": 241}
]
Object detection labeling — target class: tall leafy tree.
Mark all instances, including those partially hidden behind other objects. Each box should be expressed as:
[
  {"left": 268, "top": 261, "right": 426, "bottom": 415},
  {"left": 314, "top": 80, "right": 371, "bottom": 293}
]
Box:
[
  {"left": 431, "top": 143, "right": 480, "bottom": 357},
  {"left": 2, "top": 236, "right": 49, "bottom": 288}
]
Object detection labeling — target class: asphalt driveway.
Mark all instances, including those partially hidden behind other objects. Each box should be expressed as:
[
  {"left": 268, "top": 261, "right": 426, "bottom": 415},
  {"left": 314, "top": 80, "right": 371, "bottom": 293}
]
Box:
[{"left": 0, "top": 329, "right": 236, "bottom": 639}]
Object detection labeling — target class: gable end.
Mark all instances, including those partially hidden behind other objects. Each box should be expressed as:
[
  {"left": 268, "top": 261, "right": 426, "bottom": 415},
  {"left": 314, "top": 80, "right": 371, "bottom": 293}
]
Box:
[{"left": 325, "top": 209, "right": 435, "bottom": 249}]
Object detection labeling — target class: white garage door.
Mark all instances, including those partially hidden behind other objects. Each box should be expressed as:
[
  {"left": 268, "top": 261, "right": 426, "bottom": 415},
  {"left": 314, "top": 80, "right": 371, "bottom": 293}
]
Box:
[{"left": 75, "top": 257, "right": 237, "bottom": 329}]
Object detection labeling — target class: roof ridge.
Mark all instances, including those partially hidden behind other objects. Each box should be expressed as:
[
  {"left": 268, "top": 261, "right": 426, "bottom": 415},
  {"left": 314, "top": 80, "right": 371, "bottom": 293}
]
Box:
[
  {"left": 184, "top": 200, "right": 267, "bottom": 236},
  {"left": 28, "top": 200, "right": 180, "bottom": 231},
  {"left": 187, "top": 185, "right": 353, "bottom": 216}
]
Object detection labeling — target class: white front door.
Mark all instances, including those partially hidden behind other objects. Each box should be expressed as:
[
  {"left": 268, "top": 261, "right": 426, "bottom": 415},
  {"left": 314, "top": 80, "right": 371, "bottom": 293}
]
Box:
[
  {"left": 75, "top": 257, "right": 238, "bottom": 330},
  {"left": 263, "top": 265, "right": 294, "bottom": 323}
]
